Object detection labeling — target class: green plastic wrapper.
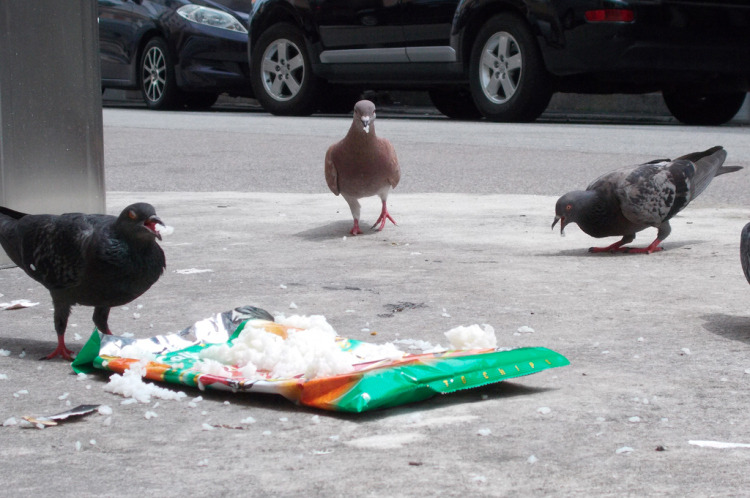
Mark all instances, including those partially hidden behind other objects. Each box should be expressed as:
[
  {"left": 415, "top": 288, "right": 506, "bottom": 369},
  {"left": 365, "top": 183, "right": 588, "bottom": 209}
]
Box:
[{"left": 73, "top": 306, "right": 569, "bottom": 412}]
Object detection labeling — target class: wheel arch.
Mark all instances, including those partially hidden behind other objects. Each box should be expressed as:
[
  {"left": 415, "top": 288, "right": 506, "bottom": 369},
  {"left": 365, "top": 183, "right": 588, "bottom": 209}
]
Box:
[{"left": 248, "top": 1, "right": 312, "bottom": 54}]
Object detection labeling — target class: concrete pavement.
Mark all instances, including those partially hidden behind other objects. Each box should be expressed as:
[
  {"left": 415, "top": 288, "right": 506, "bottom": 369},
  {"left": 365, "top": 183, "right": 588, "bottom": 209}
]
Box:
[{"left": 2, "top": 190, "right": 750, "bottom": 495}]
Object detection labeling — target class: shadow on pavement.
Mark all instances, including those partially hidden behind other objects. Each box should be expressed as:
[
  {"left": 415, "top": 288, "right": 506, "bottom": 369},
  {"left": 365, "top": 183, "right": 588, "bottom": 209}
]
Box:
[
  {"left": 295, "top": 221, "right": 382, "bottom": 241},
  {"left": 701, "top": 313, "right": 750, "bottom": 345}
]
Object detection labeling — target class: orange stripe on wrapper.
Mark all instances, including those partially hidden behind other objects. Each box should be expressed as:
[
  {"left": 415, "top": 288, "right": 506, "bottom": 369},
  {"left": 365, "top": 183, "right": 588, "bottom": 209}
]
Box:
[
  {"left": 101, "top": 356, "right": 172, "bottom": 381},
  {"left": 299, "top": 373, "right": 362, "bottom": 409}
]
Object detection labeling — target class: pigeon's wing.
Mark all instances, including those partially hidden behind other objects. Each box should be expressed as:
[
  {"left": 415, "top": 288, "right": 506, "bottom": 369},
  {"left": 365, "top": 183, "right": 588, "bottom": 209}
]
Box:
[
  {"left": 613, "top": 160, "right": 694, "bottom": 226},
  {"left": 380, "top": 137, "right": 400, "bottom": 189},
  {"left": 18, "top": 214, "right": 97, "bottom": 290},
  {"left": 585, "top": 165, "right": 640, "bottom": 192},
  {"left": 324, "top": 145, "right": 340, "bottom": 195},
  {"left": 741, "top": 222, "right": 750, "bottom": 285}
]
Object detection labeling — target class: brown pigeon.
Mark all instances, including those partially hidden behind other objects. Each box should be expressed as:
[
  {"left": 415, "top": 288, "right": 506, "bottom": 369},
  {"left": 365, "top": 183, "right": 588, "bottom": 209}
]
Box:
[
  {"left": 325, "top": 100, "right": 401, "bottom": 235},
  {"left": 552, "top": 146, "right": 741, "bottom": 253},
  {"left": 0, "top": 203, "right": 166, "bottom": 360}
]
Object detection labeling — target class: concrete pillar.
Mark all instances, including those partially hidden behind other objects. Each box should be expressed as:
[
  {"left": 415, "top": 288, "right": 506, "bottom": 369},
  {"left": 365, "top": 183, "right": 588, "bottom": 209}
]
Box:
[{"left": 0, "top": 0, "right": 105, "bottom": 266}]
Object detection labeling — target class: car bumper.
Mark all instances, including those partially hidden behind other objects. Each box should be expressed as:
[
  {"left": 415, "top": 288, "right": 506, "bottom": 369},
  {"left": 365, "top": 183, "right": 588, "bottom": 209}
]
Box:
[{"left": 542, "top": 1, "right": 750, "bottom": 86}]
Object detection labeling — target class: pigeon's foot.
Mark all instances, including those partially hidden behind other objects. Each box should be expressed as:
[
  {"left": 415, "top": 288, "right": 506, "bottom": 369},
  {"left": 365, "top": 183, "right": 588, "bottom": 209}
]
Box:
[
  {"left": 623, "top": 239, "right": 664, "bottom": 254},
  {"left": 350, "top": 220, "right": 363, "bottom": 236},
  {"left": 41, "top": 340, "right": 75, "bottom": 361},
  {"left": 588, "top": 240, "right": 628, "bottom": 253},
  {"left": 371, "top": 202, "right": 397, "bottom": 231},
  {"left": 589, "top": 239, "right": 663, "bottom": 254}
]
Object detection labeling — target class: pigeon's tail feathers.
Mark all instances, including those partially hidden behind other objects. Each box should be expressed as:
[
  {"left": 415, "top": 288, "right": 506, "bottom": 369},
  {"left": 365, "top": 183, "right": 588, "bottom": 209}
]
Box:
[
  {"left": 741, "top": 222, "right": 750, "bottom": 285},
  {"left": 0, "top": 205, "right": 27, "bottom": 220},
  {"left": 676, "top": 145, "right": 725, "bottom": 163},
  {"left": 0, "top": 207, "right": 24, "bottom": 266},
  {"left": 715, "top": 165, "right": 743, "bottom": 177},
  {"left": 687, "top": 146, "right": 731, "bottom": 198}
]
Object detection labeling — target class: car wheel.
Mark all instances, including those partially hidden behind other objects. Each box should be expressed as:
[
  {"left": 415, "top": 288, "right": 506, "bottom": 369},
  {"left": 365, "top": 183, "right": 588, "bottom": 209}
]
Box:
[
  {"left": 662, "top": 90, "right": 746, "bottom": 126},
  {"left": 182, "top": 92, "right": 220, "bottom": 110},
  {"left": 469, "top": 14, "right": 552, "bottom": 122},
  {"left": 251, "top": 23, "right": 321, "bottom": 116},
  {"left": 140, "top": 37, "right": 180, "bottom": 110},
  {"left": 428, "top": 87, "right": 482, "bottom": 120}
]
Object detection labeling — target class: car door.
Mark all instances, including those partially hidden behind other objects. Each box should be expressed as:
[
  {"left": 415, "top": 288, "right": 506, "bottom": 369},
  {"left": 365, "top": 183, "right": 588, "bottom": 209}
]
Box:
[
  {"left": 98, "top": 0, "right": 142, "bottom": 84},
  {"left": 400, "top": 0, "right": 459, "bottom": 61},
  {"left": 312, "top": 0, "right": 408, "bottom": 63}
]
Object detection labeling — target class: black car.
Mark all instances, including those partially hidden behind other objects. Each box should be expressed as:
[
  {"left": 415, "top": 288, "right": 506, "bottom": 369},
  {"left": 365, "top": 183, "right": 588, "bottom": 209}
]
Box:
[
  {"left": 98, "top": 0, "right": 253, "bottom": 110},
  {"left": 247, "top": 0, "right": 750, "bottom": 125}
]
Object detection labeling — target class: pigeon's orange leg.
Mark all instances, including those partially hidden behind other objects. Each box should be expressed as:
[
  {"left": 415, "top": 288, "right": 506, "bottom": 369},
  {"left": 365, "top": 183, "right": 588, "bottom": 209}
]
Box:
[
  {"left": 350, "top": 219, "right": 363, "bottom": 235},
  {"left": 623, "top": 239, "right": 664, "bottom": 254},
  {"left": 371, "top": 200, "right": 397, "bottom": 231},
  {"left": 41, "top": 336, "right": 75, "bottom": 361},
  {"left": 589, "top": 235, "right": 635, "bottom": 253},
  {"left": 589, "top": 240, "right": 629, "bottom": 253}
]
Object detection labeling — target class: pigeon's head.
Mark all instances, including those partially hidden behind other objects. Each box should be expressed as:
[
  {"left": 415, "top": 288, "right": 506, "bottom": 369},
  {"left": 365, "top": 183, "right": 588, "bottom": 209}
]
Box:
[
  {"left": 117, "top": 203, "right": 164, "bottom": 241},
  {"left": 552, "top": 191, "right": 592, "bottom": 236},
  {"left": 353, "top": 99, "right": 376, "bottom": 134}
]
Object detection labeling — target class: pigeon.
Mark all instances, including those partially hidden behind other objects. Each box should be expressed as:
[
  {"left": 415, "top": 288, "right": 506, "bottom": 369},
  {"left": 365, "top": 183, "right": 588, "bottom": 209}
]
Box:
[
  {"left": 0, "top": 203, "right": 166, "bottom": 360},
  {"left": 325, "top": 99, "right": 401, "bottom": 235},
  {"left": 741, "top": 223, "right": 750, "bottom": 284},
  {"left": 552, "top": 146, "right": 742, "bottom": 254}
]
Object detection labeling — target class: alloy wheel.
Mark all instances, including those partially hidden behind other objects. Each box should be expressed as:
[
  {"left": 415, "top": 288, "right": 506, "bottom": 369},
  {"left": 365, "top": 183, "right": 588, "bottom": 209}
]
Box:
[
  {"left": 142, "top": 46, "right": 167, "bottom": 104},
  {"left": 479, "top": 32, "right": 522, "bottom": 105},
  {"left": 260, "top": 38, "right": 305, "bottom": 102}
]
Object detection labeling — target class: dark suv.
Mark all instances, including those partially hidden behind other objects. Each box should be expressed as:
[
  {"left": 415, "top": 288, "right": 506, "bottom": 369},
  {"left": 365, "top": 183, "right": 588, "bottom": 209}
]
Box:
[{"left": 247, "top": 0, "right": 750, "bottom": 125}]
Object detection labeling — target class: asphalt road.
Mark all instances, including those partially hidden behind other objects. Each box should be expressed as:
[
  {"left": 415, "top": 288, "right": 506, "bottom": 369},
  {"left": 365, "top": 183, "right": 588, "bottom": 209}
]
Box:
[
  {"left": 102, "top": 105, "right": 750, "bottom": 204},
  {"left": 2, "top": 106, "right": 750, "bottom": 496}
]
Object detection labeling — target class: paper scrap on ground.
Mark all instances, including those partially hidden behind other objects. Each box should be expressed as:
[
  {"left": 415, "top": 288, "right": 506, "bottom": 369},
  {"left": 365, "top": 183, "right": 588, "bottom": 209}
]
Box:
[
  {"left": 174, "top": 268, "right": 213, "bottom": 275},
  {"left": 20, "top": 404, "right": 100, "bottom": 429},
  {"left": 689, "top": 440, "right": 750, "bottom": 449},
  {"left": 0, "top": 299, "right": 40, "bottom": 310}
]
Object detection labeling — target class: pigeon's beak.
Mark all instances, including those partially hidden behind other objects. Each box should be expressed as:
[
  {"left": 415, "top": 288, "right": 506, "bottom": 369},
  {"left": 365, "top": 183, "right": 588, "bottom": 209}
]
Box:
[
  {"left": 552, "top": 215, "right": 566, "bottom": 236},
  {"left": 361, "top": 117, "right": 371, "bottom": 134},
  {"left": 144, "top": 215, "right": 163, "bottom": 240}
]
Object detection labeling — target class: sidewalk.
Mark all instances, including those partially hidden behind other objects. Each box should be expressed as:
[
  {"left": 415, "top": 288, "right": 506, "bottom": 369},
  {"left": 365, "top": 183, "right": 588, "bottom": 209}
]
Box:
[{"left": 1, "top": 191, "right": 749, "bottom": 495}]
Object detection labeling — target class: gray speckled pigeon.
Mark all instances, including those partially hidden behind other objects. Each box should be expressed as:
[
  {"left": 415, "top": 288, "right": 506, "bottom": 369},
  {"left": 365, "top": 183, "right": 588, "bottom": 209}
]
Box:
[
  {"left": 325, "top": 100, "right": 401, "bottom": 235},
  {"left": 0, "top": 203, "right": 166, "bottom": 360},
  {"left": 552, "top": 146, "right": 742, "bottom": 254},
  {"left": 741, "top": 223, "right": 750, "bottom": 284}
]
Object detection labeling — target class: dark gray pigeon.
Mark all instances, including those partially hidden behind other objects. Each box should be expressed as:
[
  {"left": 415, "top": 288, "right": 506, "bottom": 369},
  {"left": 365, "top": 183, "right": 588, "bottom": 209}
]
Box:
[
  {"left": 0, "top": 203, "right": 166, "bottom": 359},
  {"left": 741, "top": 223, "right": 750, "bottom": 284},
  {"left": 552, "top": 146, "right": 742, "bottom": 254},
  {"left": 325, "top": 99, "right": 401, "bottom": 235}
]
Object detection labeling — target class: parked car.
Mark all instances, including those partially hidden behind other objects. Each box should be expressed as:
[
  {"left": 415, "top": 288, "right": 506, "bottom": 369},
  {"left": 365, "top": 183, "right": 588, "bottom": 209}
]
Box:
[
  {"left": 247, "top": 0, "right": 750, "bottom": 125},
  {"left": 98, "top": 0, "right": 253, "bottom": 110}
]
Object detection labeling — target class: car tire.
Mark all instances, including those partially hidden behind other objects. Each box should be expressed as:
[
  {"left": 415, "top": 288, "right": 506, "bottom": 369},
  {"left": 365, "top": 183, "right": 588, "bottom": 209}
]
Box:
[
  {"left": 140, "top": 37, "right": 180, "bottom": 110},
  {"left": 662, "top": 90, "right": 746, "bottom": 126},
  {"left": 469, "top": 14, "right": 552, "bottom": 122},
  {"left": 251, "top": 23, "right": 321, "bottom": 116},
  {"left": 428, "top": 87, "right": 483, "bottom": 120}
]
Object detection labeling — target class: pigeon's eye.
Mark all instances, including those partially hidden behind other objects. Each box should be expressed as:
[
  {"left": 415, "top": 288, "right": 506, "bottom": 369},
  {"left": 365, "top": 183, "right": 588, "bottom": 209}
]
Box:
[
  {"left": 128, "top": 210, "right": 137, "bottom": 220},
  {"left": 565, "top": 204, "right": 572, "bottom": 211}
]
